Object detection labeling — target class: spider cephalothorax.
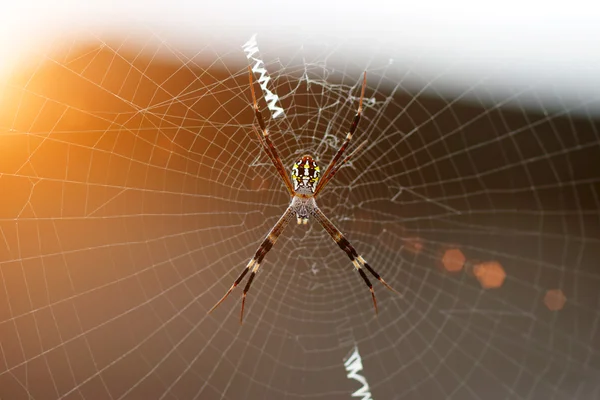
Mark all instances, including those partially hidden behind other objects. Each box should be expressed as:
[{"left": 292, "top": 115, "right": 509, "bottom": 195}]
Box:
[
  {"left": 209, "top": 67, "right": 401, "bottom": 324},
  {"left": 291, "top": 195, "right": 316, "bottom": 225}
]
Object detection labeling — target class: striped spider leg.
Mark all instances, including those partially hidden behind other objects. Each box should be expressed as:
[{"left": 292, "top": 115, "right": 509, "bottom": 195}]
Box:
[
  {"left": 313, "top": 72, "right": 367, "bottom": 197},
  {"left": 209, "top": 206, "right": 294, "bottom": 323},
  {"left": 246, "top": 66, "right": 295, "bottom": 196},
  {"left": 311, "top": 206, "right": 401, "bottom": 314},
  {"left": 209, "top": 69, "right": 400, "bottom": 324}
]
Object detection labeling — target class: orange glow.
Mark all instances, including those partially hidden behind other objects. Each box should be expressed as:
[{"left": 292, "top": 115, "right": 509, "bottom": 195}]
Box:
[
  {"left": 402, "top": 237, "right": 423, "bottom": 254},
  {"left": 251, "top": 175, "right": 269, "bottom": 191},
  {"left": 544, "top": 289, "right": 566, "bottom": 311},
  {"left": 442, "top": 248, "right": 465, "bottom": 272},
  {"left": 473, "top": 261, "right": 506, "bottom": 289}
]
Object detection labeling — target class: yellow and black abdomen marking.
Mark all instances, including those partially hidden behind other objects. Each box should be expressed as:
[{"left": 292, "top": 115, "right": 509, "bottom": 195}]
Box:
[{"left": 291, "top": 155, "right": 320, "bottom": 194}]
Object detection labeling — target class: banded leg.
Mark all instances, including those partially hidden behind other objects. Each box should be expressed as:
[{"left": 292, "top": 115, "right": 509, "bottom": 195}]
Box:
[
  {"left": 248, "top": 66, "right": 295, "bottom": 196},
  {"left": 311, "top": 206, "right": 401, "bottom": 315},
  {"left": 314, "top": 72, "right": 367, "bottom": 196},
  {"left": 252, "top": 125, "right": 283, "bottom": 183},
  {"left": 315, "top": 140, "right": 367, "bottom": 193},
  {"left": 209, "top": 206, "right": 294, "bottom": 324}
]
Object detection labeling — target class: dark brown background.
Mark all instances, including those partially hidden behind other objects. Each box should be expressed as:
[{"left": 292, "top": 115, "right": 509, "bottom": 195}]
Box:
[{"left": 0, "top": 34, "right": 599, "bottom": 399}]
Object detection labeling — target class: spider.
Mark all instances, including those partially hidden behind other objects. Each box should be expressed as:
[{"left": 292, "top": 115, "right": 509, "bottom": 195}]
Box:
[{"left": 209, "top": 67, "right": 400, "bottom": 324}]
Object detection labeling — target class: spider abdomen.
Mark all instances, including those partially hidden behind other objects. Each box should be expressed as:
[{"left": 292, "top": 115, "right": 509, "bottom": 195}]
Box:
[{"left": 291, "top": 155, "right": 320, "bottom": 195}]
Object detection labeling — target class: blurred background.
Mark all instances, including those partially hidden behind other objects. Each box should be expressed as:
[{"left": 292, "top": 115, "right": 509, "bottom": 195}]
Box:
[{"left": 0, "top": 1, "right": 599, "bottom": 399}]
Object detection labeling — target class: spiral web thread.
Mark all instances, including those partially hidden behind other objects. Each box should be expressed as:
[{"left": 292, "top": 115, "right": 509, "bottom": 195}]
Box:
[{"left": 0, "top": 29, "right": 599, "bottom": 399}]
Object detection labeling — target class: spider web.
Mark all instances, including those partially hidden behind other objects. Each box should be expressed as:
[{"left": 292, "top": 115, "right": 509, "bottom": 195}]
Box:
[{"left": 0, "top": 27, "right": 599, "bottom": 400}]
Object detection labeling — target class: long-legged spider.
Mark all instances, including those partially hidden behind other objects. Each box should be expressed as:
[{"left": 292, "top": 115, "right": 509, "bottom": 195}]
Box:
[{"left": 209, "top": 67, "right": 400, "bottom": 323}]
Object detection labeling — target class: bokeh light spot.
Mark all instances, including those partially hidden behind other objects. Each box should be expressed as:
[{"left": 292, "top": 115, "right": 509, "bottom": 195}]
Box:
[
  {"left": 544, "top": 289, "right": 567, "bottom": 311},
  {"left": 442, "top": 248, "right": 465, "bottom": 272},
  {"left": 403, "top": 237, "right": 423, "bottom": 254},
  {"left": 473, "top": 261, "right": 506, "bottom": 289}
]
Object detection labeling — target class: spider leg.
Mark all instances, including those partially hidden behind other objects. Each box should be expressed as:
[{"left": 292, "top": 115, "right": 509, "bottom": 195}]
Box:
[
  {"left": 311, "top": 206, "right": 401, "bottom": 315},
  {"left": 209, "top": 206, "right": 294, "bottom": 324},
  {"left": 248, "top": 66, "right": 295, "bottom": 196},
  {"left": 314, "top": 140, "right": 367, "bottom": 192},
  {"left": 314, "top": 72, "right": 367, "bottom": 196},
  {"left": 251, "top": 125, "right": 286, "bottom": 187}
]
